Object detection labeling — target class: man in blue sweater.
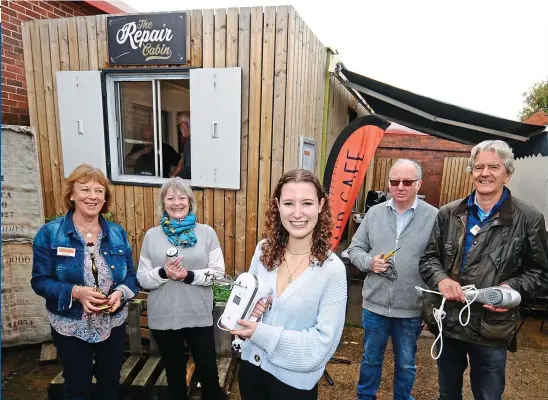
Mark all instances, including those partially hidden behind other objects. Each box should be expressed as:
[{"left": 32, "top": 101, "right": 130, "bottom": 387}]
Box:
[{"left": 347, "top": 158, "right": 438, "bottom": 400}]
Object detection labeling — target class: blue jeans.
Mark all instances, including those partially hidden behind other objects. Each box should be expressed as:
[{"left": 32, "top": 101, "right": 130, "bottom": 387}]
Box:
[
  {"left": 357, "top": 309, "right": 423, "bottom": 400},
  {"left": 437, "top": 336, "right": 507, "bottom": 400}
]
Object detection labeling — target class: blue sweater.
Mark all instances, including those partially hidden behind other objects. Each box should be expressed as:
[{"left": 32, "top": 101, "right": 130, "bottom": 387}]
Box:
[
  {"left": 460, "top": 188, "right": 508, "bottom": 274},
  {"left": 241, "top": 240, "right": 348, "bottom": 390}
]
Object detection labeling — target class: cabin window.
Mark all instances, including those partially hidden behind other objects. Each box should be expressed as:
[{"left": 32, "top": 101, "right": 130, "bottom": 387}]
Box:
[
  {"left": 104, "top": 72, "right": 191, "bottom": 185},
  {"left": 57, "top": 68, "right": 242, "bottom": 189}
]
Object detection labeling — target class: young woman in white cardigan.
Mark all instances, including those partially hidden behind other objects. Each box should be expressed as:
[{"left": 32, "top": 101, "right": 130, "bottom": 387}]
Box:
[{"left": 231, "top": 169, "right": 348, "bottom": 399}]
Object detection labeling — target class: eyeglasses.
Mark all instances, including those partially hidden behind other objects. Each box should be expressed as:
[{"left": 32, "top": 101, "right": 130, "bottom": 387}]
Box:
[
  {"left": 472, "top": 163, "right": 502, "bottom": 173},
  {"left": 389, "top": 179, "right": 419, "bottom": 187}
]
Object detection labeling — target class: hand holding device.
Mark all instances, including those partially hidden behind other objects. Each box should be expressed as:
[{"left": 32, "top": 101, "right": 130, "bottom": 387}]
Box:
[
  {"left": 164, "top": 247, "right": 187, "bottom": 280},
  {"left": 371, "top": 254, "right": 390, "bottom": 273},
  {"left": 219, "top": 272, "right": 273, "bottom": 331},
  {"left": 438, "top": 278, "right": 466, "bottom": 302},
  {"left": 251, "top": 296, "right": 272, "bottom": 319}
]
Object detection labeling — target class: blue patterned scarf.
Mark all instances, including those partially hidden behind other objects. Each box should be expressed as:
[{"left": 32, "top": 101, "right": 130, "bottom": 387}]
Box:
[{"left": 160, "top": 212, "right": 197, "bottom": 248}]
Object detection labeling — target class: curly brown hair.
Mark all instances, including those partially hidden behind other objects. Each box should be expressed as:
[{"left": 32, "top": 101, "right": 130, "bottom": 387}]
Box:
[{"left": 260, "top": 169, "right": 333, "bottom": 271}]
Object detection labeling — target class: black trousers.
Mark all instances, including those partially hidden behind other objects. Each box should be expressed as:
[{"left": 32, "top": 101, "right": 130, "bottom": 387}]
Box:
[
  {"left": 238, "top": 360, "right": 318, "bottom": 400},
  {"left": 437, "top": 337, "right": 507, "bottom": 400},
  {"left": 51, "top": 324, "right": 126, "bottom": 400},
  {"left": 151, "top": 325, "right": 224, "bottom": 400}
]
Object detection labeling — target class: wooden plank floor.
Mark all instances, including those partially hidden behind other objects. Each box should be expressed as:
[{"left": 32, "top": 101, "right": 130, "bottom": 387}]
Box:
[{"left": 48, "top": 355, "right": 235, "bottom": 400}]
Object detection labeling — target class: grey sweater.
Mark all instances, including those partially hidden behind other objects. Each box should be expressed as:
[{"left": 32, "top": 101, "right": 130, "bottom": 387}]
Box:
[
  {"left": 347, "top": 199, "right": 438, "bottom": 318},
  {"left": 136, "top": 224, "right": 225, "bottom": 329}
]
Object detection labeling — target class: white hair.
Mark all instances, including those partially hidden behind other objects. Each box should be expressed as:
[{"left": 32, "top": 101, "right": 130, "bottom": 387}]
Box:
[
  {"left": 157, "top": 177, "right": 197, "bottom": 219},
  {"left": 466, "top": 140, "right": 515, "bottom": 174},
  {"left": 389, "top": 159, "right": 423, "bottom": 180}
]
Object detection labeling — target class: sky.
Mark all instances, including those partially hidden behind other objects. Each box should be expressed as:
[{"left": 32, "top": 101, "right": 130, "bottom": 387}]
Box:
[{"left": 123, "top": 0, "right": 548, "bottom": 122}]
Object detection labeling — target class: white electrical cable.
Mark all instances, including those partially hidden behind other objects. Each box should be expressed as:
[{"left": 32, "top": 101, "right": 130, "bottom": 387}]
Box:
[
  {"left": 217, "top": 316, "right": 230, "bottom": 332},
  {"left": 415, "top": 284, "right": 478, "bottom": 360}
]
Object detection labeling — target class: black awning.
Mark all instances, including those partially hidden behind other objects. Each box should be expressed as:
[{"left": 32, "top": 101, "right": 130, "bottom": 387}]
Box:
[{"left": 339, "top": 67, "right": 547, "bottom": 146}]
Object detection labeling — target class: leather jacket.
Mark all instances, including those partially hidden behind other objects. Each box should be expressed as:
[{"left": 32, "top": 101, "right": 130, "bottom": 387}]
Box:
[{"left": 419, "top": 190, "right": 548, "bottom": 348}]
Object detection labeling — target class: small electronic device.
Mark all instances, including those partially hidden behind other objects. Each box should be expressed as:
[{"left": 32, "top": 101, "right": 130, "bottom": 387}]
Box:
[
  {"left": 219, "top": 272, "right": 272, "bottom": 331},
  {"left": 166, "top": 247, "right": 179, "bottom": 259},
  {"left": 465, "top": 286, "right": 521, "bottom": 308}
]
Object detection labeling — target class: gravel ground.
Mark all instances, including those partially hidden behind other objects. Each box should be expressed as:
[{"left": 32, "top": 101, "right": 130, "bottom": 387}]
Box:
[
  {"left": 2, "top": 318, "right": 547, "bottom": 399},
  {"left": 228, "top": 318, "right": 548, "bottom": 400}
]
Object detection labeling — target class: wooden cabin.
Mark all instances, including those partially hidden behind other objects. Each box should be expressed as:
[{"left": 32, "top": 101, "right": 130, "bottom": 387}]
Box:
[{"left": 21, "top": 6, "right": 367, "bottom": 275}]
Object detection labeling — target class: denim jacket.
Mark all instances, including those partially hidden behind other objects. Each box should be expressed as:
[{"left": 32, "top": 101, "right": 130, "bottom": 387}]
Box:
[{"left": 31, "top": 210, "right": 139, "bottom": 319}]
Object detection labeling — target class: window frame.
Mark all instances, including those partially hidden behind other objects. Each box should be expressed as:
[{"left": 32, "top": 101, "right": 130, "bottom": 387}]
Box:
[{"left": 101, "top": 68, "right": 193, "bottom": 187}]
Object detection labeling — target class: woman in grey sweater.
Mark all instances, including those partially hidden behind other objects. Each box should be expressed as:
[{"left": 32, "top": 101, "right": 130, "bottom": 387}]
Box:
[
  {"left": 230, "top": 169, "right": 347, "bottom": 399},
  {"left": 136, "top": 177, "right": 225, "bottom": 400}
]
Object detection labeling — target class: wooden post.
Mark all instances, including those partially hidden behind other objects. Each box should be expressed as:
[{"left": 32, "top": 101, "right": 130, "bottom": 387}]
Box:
[
  {"left": 213, "top": 302, "right": 232, "bottom": 357},
  {"left": 128, "top": 299, "right": 143, "bottom": 355}
]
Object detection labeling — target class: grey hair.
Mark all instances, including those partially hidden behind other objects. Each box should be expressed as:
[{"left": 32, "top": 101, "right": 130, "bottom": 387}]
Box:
[
  {"left": 157, "top": 177, "right": 197, "bottom": 220},
  {"left": 389, "top": 159, "right": 423, "bottom": 180},
  {"left": 466, "top": 140, "right": 515, "bottom": 174}
]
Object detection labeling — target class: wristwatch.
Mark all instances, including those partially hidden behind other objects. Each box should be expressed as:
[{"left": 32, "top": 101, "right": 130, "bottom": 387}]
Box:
[{"left": 118, "top": 290, "right": 126, "bottom": 304}]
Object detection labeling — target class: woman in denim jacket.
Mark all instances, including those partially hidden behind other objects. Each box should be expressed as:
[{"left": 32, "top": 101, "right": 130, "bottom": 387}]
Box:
[{"left": 31, "top": 164, "right": 138, "bottom": 400}]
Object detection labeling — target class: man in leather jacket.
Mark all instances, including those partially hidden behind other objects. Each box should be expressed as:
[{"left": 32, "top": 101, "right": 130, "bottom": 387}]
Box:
[{"left": 419, "top": 140, "right": 548, "bottom": 400}]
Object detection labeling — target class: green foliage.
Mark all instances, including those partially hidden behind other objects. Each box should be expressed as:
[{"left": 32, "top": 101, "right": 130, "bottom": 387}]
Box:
[
  {"left": 45, "top": 212, "right": 116, "bottom": 223},
  {"left": 213, "top": 284, "right": 231, "bottom": 303},
  {"left": 519, "top": 80, "right": 548, "bottom": 121}
]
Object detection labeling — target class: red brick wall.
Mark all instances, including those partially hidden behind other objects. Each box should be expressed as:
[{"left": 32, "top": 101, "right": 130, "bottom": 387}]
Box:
[
  {"left": 1, "top": 1, "right": 104, "bottom": 126},
  {"left": 376, "top": 133, "right": 473, "bottom": 208},
  {"left": 525, "top": 111, "right": 548, "bottom": 126}
]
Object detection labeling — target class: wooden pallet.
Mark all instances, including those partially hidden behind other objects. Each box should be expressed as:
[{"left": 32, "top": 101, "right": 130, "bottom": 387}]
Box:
[{"left": 48, "top": 298, "right": 236, "bottom": 399}]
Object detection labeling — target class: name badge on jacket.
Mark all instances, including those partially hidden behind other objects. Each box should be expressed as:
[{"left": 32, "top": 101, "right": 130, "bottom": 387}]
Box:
[
  {"left": 470, "top": 225, "right": 481, "bottom": 236},
  {"left": 57, "top": 247, "right": 76, "bottom": 257}
]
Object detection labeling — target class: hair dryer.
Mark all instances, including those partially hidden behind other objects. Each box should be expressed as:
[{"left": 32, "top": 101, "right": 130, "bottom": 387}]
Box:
[{"left": 465, "top": 286, "right": 521, "bottom": 308}]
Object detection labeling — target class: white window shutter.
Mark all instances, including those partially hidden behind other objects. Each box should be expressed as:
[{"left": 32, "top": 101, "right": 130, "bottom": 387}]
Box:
[
  {"left": 56, "top": 71, "right": 107, "bottom": 178},
  {"left": 190, "top": 67, "right": 242, "bottom": 189}
]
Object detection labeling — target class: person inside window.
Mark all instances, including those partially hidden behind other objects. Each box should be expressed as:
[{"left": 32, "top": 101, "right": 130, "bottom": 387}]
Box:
[
  {"left": 126, "top": 126, "right": 180, "bottom": 178},
  {"left": 172, "top": 111, "right": 191, "bottom": 179}
]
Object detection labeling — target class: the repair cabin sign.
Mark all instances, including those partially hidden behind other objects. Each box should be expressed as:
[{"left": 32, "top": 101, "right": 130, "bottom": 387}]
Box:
[{"left": 107, "top": 12, "right": 186, "bottom": 65}]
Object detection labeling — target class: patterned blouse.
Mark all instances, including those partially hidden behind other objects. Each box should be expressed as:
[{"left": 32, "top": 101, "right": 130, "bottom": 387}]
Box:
[{"left": 48, "top": 230, "right": 128, "bottom": 343}]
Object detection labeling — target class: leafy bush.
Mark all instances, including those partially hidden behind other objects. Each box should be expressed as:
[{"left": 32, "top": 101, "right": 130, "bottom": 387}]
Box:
[{"left": 213, "top": 284, "right": 231, "bottom": 303}]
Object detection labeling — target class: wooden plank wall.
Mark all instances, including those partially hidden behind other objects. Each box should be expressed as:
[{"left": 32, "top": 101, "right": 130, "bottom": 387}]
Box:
[
  {"left": 439, "top": 157, "right": 473, "bottom": 206},
  {"left": 22, "top": 6, "right": 328, "bottom": 276}
]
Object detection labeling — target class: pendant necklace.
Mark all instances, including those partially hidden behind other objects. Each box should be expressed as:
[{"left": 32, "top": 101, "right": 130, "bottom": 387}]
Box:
[
  {"left": 286, "top": 252, "right": 310, "bottom": 283},
  {"left": 286, "top": 248, "right": 311, "bottom": 260},
  {"left": 76, "top": 224, "right": 94, "bottom": 241}
]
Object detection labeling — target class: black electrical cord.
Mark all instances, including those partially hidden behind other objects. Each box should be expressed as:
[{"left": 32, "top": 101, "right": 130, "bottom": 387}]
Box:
[{"left": 380, "top": 258, "right": 398, "bottom": 281}]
